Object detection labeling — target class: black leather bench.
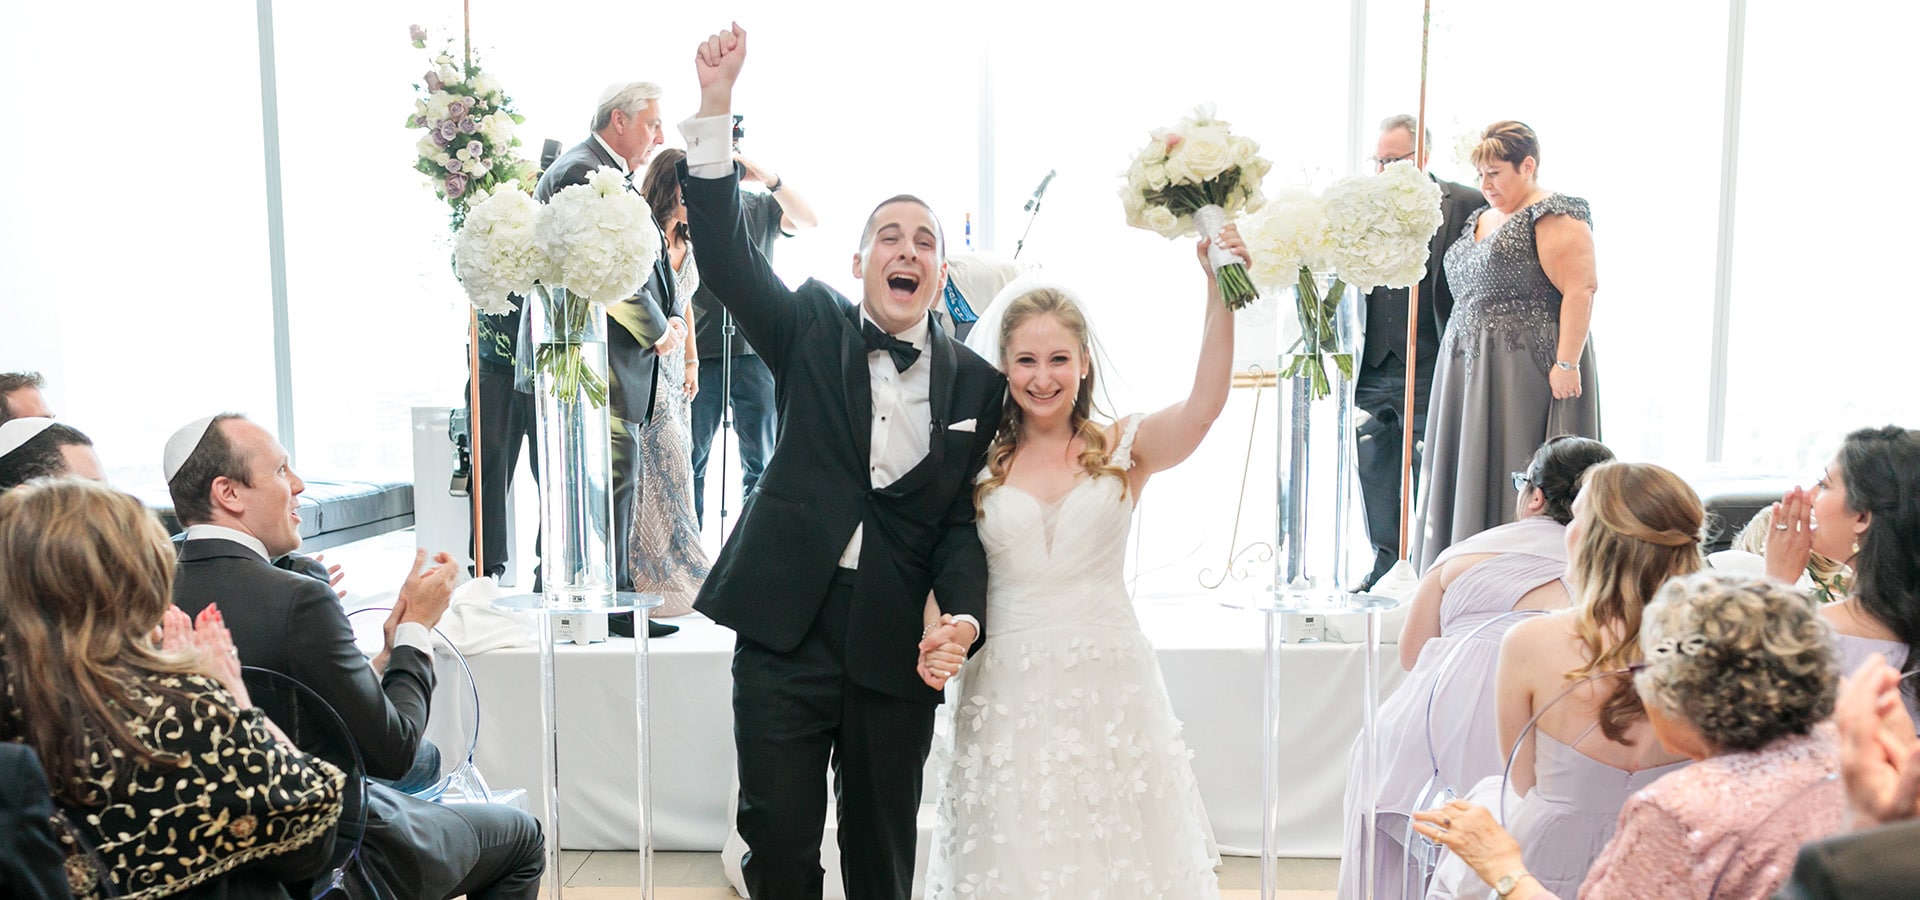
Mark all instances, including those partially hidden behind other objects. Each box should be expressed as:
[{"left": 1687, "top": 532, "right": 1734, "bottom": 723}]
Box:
[
  {"left": 1677, "top": 468, "right": 1802, "bottom": 554},
  {"left": 132, "top": 480, "right": 415, "bottom": 552}
]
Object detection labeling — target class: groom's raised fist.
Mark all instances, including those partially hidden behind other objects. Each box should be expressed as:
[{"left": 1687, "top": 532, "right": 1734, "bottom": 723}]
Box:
[{"left": 695, "top": 23, "right": 746, "bottom": 95}]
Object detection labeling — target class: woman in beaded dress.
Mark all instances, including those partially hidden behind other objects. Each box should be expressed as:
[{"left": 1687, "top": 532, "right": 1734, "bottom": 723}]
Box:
[
  {"left": 1414, "top": 121, "right": 1601, "bottom": 571},
  {"left": 629, "top": 148, "right": 711, "bottom": 616}
]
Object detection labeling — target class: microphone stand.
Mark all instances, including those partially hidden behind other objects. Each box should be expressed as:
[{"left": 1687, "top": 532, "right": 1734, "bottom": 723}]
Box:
[{"left": 1013, "top": 169, "right": 1056, "bottom": 260}]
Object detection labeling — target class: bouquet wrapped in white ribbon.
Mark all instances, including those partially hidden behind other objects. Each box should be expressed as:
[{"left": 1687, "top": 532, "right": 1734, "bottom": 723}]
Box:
[
  {"left": 453, "top": 168, "right": 659, "bottom": 407},
  {"left": 1245, "top": 161, "right": 1443, "bottom": 397},
  {"left": 1120, "top": 106, "right": 1272, "bottom": 309}
]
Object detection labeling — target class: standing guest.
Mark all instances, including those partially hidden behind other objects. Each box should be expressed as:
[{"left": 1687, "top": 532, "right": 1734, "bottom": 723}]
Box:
[
  {"left": 469, "top": 298, "right": 538, "bottom": 584},
  {"left": 1336, "top": 435, "right": 1612, "bottom": 900},
  {"left": 680, "top": 24, "right": 1006, "bottom": 899},
  {"left": 1414, "top": 121, "right": 1600, "bottom": 570},
  {"left": 937, "top": 252, "right": 1023, "bottom": 342},
  {"left": 534, "top": 80, "right": 684, "bottom": 617},
  {"left": 0, "top": 371, "right": 51, "bottom": 423},
  {"left": 1767, "top": 425, "right": 1920, "bottom": 724},
  {"left": 165, "top": 413, "right": 545, "bottom": 900},
  {"left": 0, "top": 479, "right": 345, "bottom": 897},
  {"left": 1355, "top": 115, "right": 1485, "bottom": 589},
  {"left": 0, "top": 418, "right": 104, "bottom": 491},
  {"left": 1415, "top": 572, "right": 1846, "bottom": 899},
  {"left": 631, "top": 148, "right": 710, "bottom": 616},
  {"left": 687, "top": 145, "right": 815, "bottom": 527},
  {"left": 0, "top": 744, "right": 67, "bottom": 900}
]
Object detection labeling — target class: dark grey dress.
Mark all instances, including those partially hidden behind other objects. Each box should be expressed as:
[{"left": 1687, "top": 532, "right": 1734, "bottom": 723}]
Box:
[{"left": 1413, "top": 194, "right": 1600, "bottom": 570}]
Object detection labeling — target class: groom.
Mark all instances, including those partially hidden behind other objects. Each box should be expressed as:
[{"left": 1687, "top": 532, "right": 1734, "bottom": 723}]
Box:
[{"left": 679, "top": 24, "right": 1004, "bottom": 900}]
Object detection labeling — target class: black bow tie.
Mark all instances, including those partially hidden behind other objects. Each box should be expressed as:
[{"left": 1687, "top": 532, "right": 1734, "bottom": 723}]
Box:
[{"left": 862, "top": 320, "right": 921, "bottom": 373}]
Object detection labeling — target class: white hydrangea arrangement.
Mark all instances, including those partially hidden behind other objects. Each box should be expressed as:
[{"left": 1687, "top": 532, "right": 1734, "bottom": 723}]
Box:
[
  {"left": 1244, "top": 161, "right": 1443, "bottom": 397},
  {"left": 1120, "top": 105, "right": 1272, "bottom": 309},
  {"left": 453, "top": 168, "right": 659, "bottom": 407}
]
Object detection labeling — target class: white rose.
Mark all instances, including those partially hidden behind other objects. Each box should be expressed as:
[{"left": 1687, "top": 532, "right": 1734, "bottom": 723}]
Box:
[
  {"left": 438, "top": 63, "right": 463, "bottom": 86},
  {"left": 1142, "top": 206, "right": 1181, "bottom": 238},
  {"left": 1174, "top": 124, "right": 1233, "bottom": 181}
]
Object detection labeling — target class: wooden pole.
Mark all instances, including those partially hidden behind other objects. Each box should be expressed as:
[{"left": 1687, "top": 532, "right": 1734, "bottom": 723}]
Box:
[
  {"left": 1398, "top": 0, "right": 1435, "bottom": 563},
  {"left": 463, "top": 0, "right": 484, "bottom": 578}
]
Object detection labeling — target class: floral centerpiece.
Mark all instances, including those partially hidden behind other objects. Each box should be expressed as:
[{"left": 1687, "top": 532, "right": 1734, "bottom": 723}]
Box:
[
  {"left": 1120, "top": 105, "right": 1272, "bottom": 310},
  {"left": 1245, "top": 161, "right": 1443, "bottom": 398},
  {"left": 406, "top": 24, "right": 535, "bottom": 229},
  {"left": 452, "top": 168, "right": 660, "bottom": 408}
]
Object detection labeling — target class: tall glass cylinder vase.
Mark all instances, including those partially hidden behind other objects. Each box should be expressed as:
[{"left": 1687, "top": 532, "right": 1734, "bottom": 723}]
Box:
[
  {"left": 529, "top": 284, "right": 617, "bottom": 611},
  {"left": 1272, "top": 270, "right": 1362, "bottom": 605}
]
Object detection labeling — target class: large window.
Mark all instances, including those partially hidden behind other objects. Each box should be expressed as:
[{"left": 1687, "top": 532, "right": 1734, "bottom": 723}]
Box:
[{"left": 0, "top": 6, "right": 278, "bottom": 488}]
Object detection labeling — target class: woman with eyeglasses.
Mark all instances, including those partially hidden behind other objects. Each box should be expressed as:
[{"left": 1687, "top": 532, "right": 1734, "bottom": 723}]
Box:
[
  {"left": 1335, "top": 436, "right": 1612, "bottom": 900},
  {"left": 1413, "top": 121, "right": 1602, "bottom": 572},
  {"left": 1426, "top": 462, "right": 1701, "bottom": 899},
  {"left": 1414, "top": 572, "right": 1845, "bottom": 899},
  {"left": 1768, "top": 425, "right": 1920, "bottom": 727}
]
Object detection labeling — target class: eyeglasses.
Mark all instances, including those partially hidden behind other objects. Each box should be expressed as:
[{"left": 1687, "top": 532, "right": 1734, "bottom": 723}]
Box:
[
  {"left": 1510, "top": 471, "right": 1533, "bottom": 492},
  {"left": 1370, "top": 153, "right": 1415, "bottom": 169}
]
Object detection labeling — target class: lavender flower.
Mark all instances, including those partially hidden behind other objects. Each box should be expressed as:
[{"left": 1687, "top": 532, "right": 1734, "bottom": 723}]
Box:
[
  {"left": 438, "top": 119, "right": 459, "bottom": 142},
  {"left": 467, "top": 140, "right": 485, "bottom": 157},
  {"left": 446, "top": 157, "right": 463, "bottom": 175},
  {"left": 447, "top": 98, "right": 470, "bottom": 120},
  {"left": 446, "top": 174, "right": 468, "bottom": 199},
  {"left": 409, "top": 24, "right": 427, "bottom": 48},
  {"left": 459, "top": 116, "right": 478, "bottom": 134},
  {"left": 431, "top": 128, "right": 450, "bottom": 147}
]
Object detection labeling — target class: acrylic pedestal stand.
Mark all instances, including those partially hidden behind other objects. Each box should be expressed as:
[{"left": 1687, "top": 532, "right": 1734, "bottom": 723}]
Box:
[
  {"left": 1256, "top": 588, "right": 1406, "bottom": 899},
  {"left": 495, "top": 591, "right": 663, "bottom": 899}
]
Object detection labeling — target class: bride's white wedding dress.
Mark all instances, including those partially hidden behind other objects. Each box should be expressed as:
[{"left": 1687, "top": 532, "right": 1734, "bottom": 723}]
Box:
[{"left": 928, "top": 417, "right": 1221, "bottom": 899}]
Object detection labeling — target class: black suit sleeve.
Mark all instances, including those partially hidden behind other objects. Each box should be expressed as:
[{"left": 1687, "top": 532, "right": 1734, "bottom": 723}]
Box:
[
  {"left": 929, "top": 389, "right": 1003, "bottom": 654},
  {"left": 285, "top": 580, "right": 435, "bottom": 780},
  {"left": 0, "top": 745, "right": 68, "bottom": 900},
  {"left": 680, "top": 162, "right": 803, "bottom": 374}
]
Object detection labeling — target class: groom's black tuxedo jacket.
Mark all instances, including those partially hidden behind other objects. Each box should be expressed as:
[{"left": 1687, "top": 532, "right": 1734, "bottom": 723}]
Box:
[
  {"left": 681, "top": 163, "right": 1005, "bottom": 702},
  {"left": 535, "top": 137, "right": 678, "bottom": 424}
]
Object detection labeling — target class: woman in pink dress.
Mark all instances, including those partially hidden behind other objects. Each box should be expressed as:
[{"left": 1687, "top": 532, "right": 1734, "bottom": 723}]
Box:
[{"left": 1413, "top": 572, "right": 1846, "bottom": 899}]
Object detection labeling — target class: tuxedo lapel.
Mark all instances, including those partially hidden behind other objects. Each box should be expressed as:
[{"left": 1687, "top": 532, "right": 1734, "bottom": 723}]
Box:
[
  {"left": 877, "top": 315, "right": 956, "bottom": 498},
  {"left": 841, "top": 302, "right": 873, "bottom": 463}
]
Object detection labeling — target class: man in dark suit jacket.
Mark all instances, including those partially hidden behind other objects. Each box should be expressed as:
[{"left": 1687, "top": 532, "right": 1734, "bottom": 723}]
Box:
[
  {"left": 166, "top": 413, "right": 543, "bottom": 900},
  {"left": 0, "top": 744, "right": 68, "bottom": 900},
  {"left": 1356, "top": 115, "right": 1486, "bottom": 589},
  {"left": 680, "top": 26, "right": 1005, "bottom": 900},
  {"left": 533, "top": 82, "right": 682, "bottom": 605}
]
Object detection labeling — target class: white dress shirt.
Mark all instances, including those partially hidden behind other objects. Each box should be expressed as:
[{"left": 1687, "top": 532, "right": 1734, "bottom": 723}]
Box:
[
  {"left": 182, "top": 524, "right": 431, "bottom": 656},
  {"left": 591, "top": 133, "right": 630, "bottom": 176}
]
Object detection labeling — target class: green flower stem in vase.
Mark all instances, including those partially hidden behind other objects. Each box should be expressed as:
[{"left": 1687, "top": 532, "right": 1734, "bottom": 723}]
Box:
[
  {"left": 535, "top": 285, "right": 609, "bottom": 409},
  {"left": 529, "top": 284, "right": 616, "bottom": 609},
  {"left": 1280, "top": 268, "right": 1356, "bottom": 401}
]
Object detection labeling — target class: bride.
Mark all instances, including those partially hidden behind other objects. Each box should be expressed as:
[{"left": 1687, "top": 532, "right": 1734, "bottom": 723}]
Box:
[{"left": 923, "top": 229, "right": 1245, "bottom": 898}]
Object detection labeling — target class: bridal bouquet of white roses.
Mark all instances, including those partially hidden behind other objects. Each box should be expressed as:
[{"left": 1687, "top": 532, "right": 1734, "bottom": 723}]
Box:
[
  {"left": 1245, "top": 161, "right": 1443, "bottom": 398},
  {"left": 406, "top": 24, "right": 535, "bottom": 229},
  {"left": 1120, "top": 106, "right": 1272, "bottom": 309},
  {"left": 453, "top": 168, "right": 660, "bottom": 407}
]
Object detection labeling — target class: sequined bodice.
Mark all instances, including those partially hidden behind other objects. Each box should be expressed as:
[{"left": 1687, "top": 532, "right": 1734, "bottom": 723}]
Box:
[{"left": 1440, "top": 194, "right": 1592, "bottom": 374}]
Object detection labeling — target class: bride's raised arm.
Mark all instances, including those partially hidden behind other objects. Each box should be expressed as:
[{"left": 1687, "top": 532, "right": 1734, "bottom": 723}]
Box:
[{"left": 1124, "top": 225, "right": 1247, "bottom": 481}]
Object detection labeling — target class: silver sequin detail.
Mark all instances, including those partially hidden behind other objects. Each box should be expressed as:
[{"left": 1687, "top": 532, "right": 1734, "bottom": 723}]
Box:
[{"left": 1440, "top": 194, "right": 1592, "bottom": 379}]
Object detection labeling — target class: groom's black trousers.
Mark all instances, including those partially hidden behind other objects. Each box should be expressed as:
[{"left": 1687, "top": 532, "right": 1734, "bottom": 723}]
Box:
[{"left": 733, "top": 568, "right": 937, "bottom": 900}]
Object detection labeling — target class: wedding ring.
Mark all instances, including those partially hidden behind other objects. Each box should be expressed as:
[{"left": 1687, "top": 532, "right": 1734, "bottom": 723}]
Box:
[{"left": 1775, "top": 523, "right": 1791, "bottom": 531}]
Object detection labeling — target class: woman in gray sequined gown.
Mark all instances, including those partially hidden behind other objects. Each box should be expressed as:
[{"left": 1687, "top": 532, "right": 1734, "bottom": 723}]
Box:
[
  {"left": 630, "top": 148, "right": 710, "bottom": 615},
  {"left": 1415, "top": 121, "right": 1601, "bottom": 571}
]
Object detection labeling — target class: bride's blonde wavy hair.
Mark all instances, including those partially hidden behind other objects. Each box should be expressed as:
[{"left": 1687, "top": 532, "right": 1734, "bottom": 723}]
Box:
[{"left": 974, "top": 288, "right": 1126, "bottom": 514}]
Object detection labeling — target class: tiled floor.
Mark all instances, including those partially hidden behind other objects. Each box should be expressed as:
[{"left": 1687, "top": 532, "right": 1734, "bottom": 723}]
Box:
[{"left": 553, "top": 851, "right": 1339, "bottom": 897}]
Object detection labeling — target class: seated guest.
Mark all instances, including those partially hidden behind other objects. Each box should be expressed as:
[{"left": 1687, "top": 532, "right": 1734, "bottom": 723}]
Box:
[
  {"left": 165, "top": 413, "right": 544, "bottom": 899},
  {"left": 1705, "top": 506, "right": 1851, "bottom": 601},
  {"left": 0, "top": 371, "right": 52, "bottom": 422},
  {"left": 1417, "top": 572, "right": 1846, "bottom": 898},
  {"left": 1435, "top": 463, "right": 1702, "bottom": 899},
  {"left": 0, "top": 479, "right": 345, "bottom": 896},
  {"left": 1337, "top": 435, "right": 1613, "bottom": 900},
  {"left": 1778, "top": 654, "right": 1920, "bottom": 899},
  {"left": 0, "top": 418, "right": 104, "bottom": 491}
]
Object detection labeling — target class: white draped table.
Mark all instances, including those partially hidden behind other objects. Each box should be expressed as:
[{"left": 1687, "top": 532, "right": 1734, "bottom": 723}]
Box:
[{"left": 465, "top": 598, "right": 1404, "bottom": 856}]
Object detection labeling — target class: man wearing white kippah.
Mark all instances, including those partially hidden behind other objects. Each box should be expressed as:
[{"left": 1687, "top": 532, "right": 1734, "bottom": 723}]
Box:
[
  {"left": 0, "top": 371, "right": 52, "bottom": 424},
  {"left": 166, "top": 413, "right": 544, "bottom": 899},
  {"left": 0, "top": 418, "right": 103, "bottom": 491}
]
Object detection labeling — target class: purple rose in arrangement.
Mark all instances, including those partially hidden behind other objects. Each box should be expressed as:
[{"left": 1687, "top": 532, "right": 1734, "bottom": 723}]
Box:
[
  {"left": 467, "top": 140, "right": 484, "bottom": 157},
  {"left": 447, "top": 98, "right": 470, "bottom": 120},
  {"left": 409, "top": 24, "right": 427, "bottom": 48},
  {"left": 425, "top": 70, "right": 443, "bottom": 92},
  {"left": 446, "top": 174, "right": 468, "bottom": 198},
  {"left": 445, "top": 157, "right": 463, "bottom": 175},
  {"left": 459, "top": 116, "right": 478, "bottom": 134},
  {"left": 431, "top": 128, "right": 450, "bottom": 147},
  {"left": 438, "top": 119, "right": 459, "bottom": 141}
]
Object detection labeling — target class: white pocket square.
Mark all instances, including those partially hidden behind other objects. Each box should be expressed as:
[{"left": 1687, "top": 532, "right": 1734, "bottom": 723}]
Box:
[{"left": 950, "top": 418, "right": 977, "bottom": 433}]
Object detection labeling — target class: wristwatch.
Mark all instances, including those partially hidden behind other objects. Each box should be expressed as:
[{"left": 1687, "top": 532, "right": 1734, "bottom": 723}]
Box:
[
  {"left": 1553, "top": 360, "right": 1577, "bottom": 371},
  {"left": 767, "top": 175, "right": 785, "bottom": 193},
  {"left": 1495, "top": 870, "right": 1533, "bottom": 898}
]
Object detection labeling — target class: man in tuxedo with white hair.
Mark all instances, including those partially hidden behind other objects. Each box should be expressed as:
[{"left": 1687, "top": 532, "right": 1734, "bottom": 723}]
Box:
[
  {"left": 165, "top": 413, "right": 544, "bottom": 899},
  {"left": 532, "top": 81, "right": 685, "bottom": 635}
]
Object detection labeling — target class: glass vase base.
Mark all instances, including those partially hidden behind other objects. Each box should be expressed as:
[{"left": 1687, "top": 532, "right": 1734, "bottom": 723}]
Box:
[
  {"left": 1255, "top": 583, "right": 1405, "bottom": 616},
  {"left": 491, "top": 591, "right": 665, "bottom": 615}
]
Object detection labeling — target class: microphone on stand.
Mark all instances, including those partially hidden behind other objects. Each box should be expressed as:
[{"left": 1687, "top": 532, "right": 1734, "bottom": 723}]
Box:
[{"left": 1014, "top": 168, "right": 1056, "bottom": 259}]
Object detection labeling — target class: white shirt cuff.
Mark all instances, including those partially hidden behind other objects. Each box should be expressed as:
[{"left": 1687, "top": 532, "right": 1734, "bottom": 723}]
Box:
[
  {"left": 949, "top": 614, "right": 982, "bottom": 641},
  {"left": 679, "top": 114, "right": 734, "bottom": 177},
  {"left": 392, "top": 622, "right": 433, "bottom": 657}
]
